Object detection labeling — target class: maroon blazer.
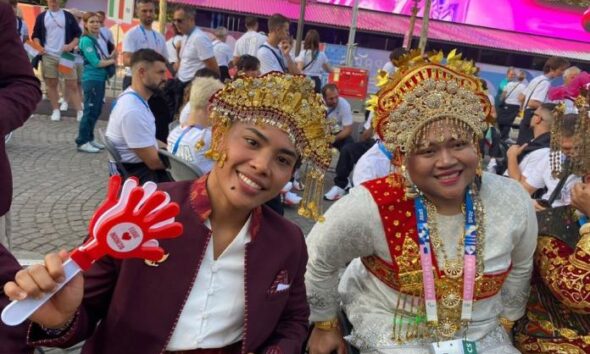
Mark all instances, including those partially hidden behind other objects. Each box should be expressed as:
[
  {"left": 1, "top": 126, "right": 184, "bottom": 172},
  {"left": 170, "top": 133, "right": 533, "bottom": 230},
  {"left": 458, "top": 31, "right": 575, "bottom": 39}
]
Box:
[
  {"left": 0, "top": 2, "right": 42, "bottom": 216},
  {"left": 29, "top": 177, "right": 310, "bottom": 354},
  {"left": 0, "top": 244, "right": 34, "bottom": 354}
]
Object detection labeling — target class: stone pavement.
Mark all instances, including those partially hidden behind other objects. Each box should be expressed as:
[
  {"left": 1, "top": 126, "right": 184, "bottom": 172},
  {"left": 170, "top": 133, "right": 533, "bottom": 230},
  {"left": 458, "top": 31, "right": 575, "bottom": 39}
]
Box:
[{"left": 6, "top": 110, "right": 335, "bottom": 353}]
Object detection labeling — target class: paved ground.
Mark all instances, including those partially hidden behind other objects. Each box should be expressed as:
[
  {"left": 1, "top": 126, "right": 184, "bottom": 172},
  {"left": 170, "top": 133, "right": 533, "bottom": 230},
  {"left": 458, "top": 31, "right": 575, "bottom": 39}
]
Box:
[{"left": 6, "top": 98, "right": 340, "bottom": 353}]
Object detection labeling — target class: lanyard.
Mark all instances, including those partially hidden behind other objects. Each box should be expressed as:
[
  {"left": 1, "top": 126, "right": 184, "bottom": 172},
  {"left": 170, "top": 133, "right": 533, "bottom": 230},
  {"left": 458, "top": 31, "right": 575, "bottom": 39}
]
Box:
[
  {"left": 48, "top": 11, "right": 64, "bottom": 29},
  {"left": 414, "top": 190, "right": 478, "bottom": 325},
  {"left": 171, "top": 125, "right": 202, "bottom": 155},
  {"left": 179, "top": 28, "right": 196, "bottom": 59},
  {"left": 140, "top": 26, "right": 159, "bottom": 47},
  {"left": 115, "top": 90, "right": 150, "bottom": 111},
  {"left": 261, "top": 44, "right": 286, "bottom": 72},
  {"left": 377, "top": 141, "right": 392, "bottom": 160}
]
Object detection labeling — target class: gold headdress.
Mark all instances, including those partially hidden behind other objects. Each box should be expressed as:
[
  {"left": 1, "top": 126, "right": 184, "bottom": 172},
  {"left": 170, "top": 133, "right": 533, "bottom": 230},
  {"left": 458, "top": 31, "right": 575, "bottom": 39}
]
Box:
[
  {"left": 207, "top": 72, "right": 334, "bottom": 221},
  {"left": 367, "top": 50, "right": 491, "bottom": 187},
  {"left": 548, "top": 73, "right": 590, "bottom": 178}
]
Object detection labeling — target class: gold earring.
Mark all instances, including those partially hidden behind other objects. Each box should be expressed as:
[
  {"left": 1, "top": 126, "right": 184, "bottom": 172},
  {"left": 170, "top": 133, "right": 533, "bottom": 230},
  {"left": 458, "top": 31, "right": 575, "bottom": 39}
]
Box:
[{"left": 218, "top": 151, "right": 227, "bottom": 168}]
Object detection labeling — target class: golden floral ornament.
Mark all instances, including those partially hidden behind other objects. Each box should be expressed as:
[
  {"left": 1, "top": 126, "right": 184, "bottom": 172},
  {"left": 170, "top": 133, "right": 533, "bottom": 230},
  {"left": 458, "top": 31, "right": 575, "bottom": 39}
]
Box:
[
  {"left": 367, "top": 50, "right": 490, "bottom": 160},
  {"left": 207, "top": 72, "right": 334, "bottom": 221}
]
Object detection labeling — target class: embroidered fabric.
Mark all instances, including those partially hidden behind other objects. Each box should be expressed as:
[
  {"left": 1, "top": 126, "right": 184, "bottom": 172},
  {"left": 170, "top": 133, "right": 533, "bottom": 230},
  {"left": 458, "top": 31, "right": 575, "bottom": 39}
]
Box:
[{"left": 306, "top": 173, "right": 538, "bottom": 349}]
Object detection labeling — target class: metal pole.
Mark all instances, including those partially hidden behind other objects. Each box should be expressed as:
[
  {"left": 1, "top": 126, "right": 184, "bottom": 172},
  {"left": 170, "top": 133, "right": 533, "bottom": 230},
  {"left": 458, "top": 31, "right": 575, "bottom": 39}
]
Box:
[
  {"left": 295, "top": 0, "right": 307, "bottom": 56},
  {"left": 404, "top": 0, "right": 419, "bottom": 50},
  {"left": 158, "top": 0, "right": 167, "bottom": 35},
  {"left": 345, "top": 0, "right": 360, "bottom": 66},
  {"left": 418, "top": 0, "right": 432, "bottom": 54}
]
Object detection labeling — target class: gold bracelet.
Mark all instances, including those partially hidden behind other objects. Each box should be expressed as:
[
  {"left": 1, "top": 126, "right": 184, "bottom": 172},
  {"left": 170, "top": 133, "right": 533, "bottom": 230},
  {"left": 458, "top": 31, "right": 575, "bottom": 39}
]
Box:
[
  {"left": 315, "top": 319, "right": 339, "bottom": 331},
  {"left": 499, "top": 317, "right": 515, "bottom": 330}
]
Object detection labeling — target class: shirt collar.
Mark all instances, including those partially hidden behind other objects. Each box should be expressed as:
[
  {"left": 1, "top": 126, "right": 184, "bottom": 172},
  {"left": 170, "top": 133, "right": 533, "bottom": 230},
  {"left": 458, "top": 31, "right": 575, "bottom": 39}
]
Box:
[{"left": 190, "top": 174, "right": 262, "bottom": 240}]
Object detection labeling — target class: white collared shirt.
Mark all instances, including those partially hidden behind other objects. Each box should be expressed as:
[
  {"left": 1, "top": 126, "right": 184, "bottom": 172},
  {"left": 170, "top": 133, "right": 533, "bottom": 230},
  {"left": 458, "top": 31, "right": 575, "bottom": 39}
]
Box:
[
  {"left": 166, "top": 217, "right": 251, "bottom": 350},
  {"left": 177, "top": 28, "right": 215, "bottom": 83},
  {"left": 233, "top": 30, "right": 266, "bottom": 57}
]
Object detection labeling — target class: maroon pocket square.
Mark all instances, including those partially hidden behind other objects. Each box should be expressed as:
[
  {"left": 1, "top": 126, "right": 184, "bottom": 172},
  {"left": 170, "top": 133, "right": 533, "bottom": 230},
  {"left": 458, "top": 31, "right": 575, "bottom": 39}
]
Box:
[{"left": 267, "top": 269, "right": 290, "bottom": 295}]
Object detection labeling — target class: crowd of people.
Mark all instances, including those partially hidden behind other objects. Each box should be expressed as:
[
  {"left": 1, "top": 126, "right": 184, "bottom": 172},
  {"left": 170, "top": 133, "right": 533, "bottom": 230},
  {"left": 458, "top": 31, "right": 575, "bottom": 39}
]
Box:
[{"left": 1, "top": 1, "right": 590, "bottom": 354}]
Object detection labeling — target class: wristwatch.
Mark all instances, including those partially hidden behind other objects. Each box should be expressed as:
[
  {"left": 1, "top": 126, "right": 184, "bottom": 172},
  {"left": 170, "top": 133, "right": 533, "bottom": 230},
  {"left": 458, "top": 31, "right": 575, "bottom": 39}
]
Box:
[{"left": 315, "top": 318, "right": 339, "bottom": 331}]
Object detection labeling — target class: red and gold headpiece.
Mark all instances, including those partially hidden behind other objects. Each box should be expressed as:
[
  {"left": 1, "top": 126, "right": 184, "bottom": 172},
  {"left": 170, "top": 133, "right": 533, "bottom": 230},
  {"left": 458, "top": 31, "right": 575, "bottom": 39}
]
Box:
[
  {"left": 367, "top": 50, "right": 492, "bottom": 164},
  {"left": 207, "top": 72, "right": 334, "bottom": 221}
]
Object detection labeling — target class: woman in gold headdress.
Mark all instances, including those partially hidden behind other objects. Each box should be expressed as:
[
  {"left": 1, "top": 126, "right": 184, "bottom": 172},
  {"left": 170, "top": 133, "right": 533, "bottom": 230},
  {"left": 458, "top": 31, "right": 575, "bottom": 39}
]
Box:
[
  {"left": 4, "top": 72, "right": 333, "bottom": 354},
  {"left": 515, "top": 73, "right": 590, "bottom": 354},
  {"left": 305, "top": 50, "right": 538, "bottom": 354}
]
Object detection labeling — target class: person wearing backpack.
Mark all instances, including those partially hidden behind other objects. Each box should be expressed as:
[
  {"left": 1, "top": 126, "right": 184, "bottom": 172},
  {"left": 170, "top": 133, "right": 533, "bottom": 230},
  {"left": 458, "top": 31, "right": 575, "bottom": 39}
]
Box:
[
  {"left": 295, "top": 30, "right": 332, "bottom": 93},
  {"left": 74, "top": 12, "right": 116, "bottom": 153}
]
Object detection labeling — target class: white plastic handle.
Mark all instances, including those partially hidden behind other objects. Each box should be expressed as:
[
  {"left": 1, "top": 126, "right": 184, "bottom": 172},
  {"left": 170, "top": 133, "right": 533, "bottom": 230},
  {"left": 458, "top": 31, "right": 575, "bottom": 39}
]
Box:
[{"left": 1, "top": 259, "right": 82, "bottom": 326}]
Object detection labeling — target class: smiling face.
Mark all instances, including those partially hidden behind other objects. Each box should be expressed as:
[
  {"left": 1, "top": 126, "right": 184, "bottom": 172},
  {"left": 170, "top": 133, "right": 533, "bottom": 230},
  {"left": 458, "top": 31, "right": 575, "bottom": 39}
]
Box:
[
  {"left": 85, "top": 16, "right": 101, "bottom": 35},
  {"left": 208, "top": 122, "right": 298, "bottom": 213},
  {"left": 406, "top": 119, "right": 479, "bottom": 212}
]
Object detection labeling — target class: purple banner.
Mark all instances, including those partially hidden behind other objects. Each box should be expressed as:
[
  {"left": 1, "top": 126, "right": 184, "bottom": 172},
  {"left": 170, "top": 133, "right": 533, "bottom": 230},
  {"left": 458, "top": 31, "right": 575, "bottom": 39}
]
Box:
[{"left": 317, "top": 0, "right": 590, "bottom": 42}]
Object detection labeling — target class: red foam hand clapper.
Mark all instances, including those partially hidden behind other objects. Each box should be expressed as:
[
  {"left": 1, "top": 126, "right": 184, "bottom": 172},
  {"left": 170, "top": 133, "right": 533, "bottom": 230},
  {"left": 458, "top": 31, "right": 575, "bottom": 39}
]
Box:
[{"left": 1, "top": 176, "right": 183, "bottom": 326}]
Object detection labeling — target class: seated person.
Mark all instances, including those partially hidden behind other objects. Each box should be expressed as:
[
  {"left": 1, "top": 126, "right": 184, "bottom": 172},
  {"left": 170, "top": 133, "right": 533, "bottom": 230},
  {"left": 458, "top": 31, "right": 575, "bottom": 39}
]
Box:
[
  {"left": 324, "top": 111, "right": 374, "bottom": 201},
  {"left": 322, "top": 84, "right": 353, "bottom": 151},
  {"left": 515, "top": 81, "right": 590, "bottom": 353},
  {"left": 4, "top": 73, "right": 333, "bottom": 354},
  {"left": 167, "top": 77, "right": 224, "bottom": 174},
  {"left": 105, "top": 49, "right": 170, "bottom": 184},
  {"left": 0, "top": 244, "right": 33, "bottom": 354},
  {"left": 352, "top": 139, "right": 392, "bottom": 186},
  {"left": 178, "top": 68, "right": 221, "bottom": 125},
  {"left": 506, "top": 103, "right": 554, "bottom": 195}
]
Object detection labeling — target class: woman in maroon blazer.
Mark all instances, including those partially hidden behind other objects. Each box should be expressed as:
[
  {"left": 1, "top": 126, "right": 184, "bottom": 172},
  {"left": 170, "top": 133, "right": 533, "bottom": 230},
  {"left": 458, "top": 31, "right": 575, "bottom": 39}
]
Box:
[{"left": 4, "top": 72, "right": 333, "bottom": 354}]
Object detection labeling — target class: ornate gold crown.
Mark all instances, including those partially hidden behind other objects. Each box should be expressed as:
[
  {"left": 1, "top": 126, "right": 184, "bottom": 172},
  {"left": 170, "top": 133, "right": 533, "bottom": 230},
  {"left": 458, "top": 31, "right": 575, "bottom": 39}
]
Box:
[
  {"left": 548, "top": 72, "right": 590, "bottom": 178},
  {"left": 208, "top": 72, "right": 334, "bottom": 221},
  {"left": 367, "top": 50, "right": 491, "bottom": 157}
]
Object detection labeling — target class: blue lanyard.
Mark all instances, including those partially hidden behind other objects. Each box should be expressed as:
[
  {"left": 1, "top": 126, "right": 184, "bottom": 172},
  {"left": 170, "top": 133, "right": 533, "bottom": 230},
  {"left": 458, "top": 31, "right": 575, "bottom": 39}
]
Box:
[
  {"left": 171, "top": 125, "right": 202, "bottom": 155},
  {"left": 114, "top": 90, "right": 150, "bottom": 111},
  {"left": 377, "top": 141, "right": 392, "bottom": 160},
  {"left": 140, "top": 26, "right": 159, "bottom": 46}
]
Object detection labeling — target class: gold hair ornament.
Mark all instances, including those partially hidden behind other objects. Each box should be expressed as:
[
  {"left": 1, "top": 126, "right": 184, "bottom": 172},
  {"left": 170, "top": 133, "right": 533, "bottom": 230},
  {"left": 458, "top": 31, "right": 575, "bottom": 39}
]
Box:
[{"left": 207, "top": 72, "right": 334, "bottom": 221}]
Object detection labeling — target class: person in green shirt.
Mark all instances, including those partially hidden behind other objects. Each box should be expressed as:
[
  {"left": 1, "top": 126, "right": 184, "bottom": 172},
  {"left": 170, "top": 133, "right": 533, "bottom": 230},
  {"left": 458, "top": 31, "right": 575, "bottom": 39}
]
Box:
[
  {"left": 495, "top": 66, "right": 516, "bottom": 106},
  {"left": 75, "top": 12, "right": 117, "bottom": 153}
]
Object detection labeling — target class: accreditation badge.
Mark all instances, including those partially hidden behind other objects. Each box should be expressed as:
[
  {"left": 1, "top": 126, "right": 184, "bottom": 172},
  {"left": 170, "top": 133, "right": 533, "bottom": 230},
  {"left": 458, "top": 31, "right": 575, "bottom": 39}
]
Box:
[{"left": 430, "top": 339, "right": 478, "bottom": 354}]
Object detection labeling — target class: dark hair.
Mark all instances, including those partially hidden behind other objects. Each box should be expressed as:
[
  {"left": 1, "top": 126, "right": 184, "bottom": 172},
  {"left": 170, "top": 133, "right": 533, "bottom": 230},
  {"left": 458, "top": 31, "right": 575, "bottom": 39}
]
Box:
[
  {"left": 303, "top": 29, "right": 320, "bottom": 51},
  {"left": 245, "top": 16, "right": 258, "bottom": 29},
  {"left": 540, "top": 103, "right": 557, "bottom": 112},
  {"left": 194, "top": 68, "right": 220, "bottom": 80},
  {"left": 130, "top": 48, "right": 167, "bottom": 68},
  {"left": 174, "top": 5, "right": 196, "bottom": 21},
  {"left": 9, "top": 0, "right": 17, "bottom": 6},
  {"left": 268, "top": 13, "right": 289, "bottom": 32},
  {"left": 96, "top": 10, "right": 105, "bottom": 17},
  {"left": 389, "top": 47, "right": 408, "bottom": 62},
  {"left": 561, "top": 113, "right": 578, "bottom": 138},
  {"left": 136, "top": 0, "right": 155, "bottom": 6},
  {"left": 237, "top": 55, "right": 260, "bottom": 72},
  {"left": 321, "top": 83, "right": 338, "bottom": 97},
  {"left": 82, "top": 12, "right": 99, "bottom": 36},
  {"left": 480, "top": 79, "right": 488, "bottom": 91},
  {"left": 543, "top": 57, "right": 570, "bottom": 74}
]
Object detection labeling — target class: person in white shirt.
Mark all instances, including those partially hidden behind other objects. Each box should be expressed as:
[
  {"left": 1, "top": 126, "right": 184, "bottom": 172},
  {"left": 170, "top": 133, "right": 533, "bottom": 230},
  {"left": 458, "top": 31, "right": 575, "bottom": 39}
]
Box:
[
  {"left": 167, "top": 77, "right": 224, "bottom": 174},
  {"left": 517, "top": 56, "right": 570, "bottom": 144},
  {"left": 95, "top": 11, "right": 114, "bottom": 58},
  {"left": 31, "top": 0, "right": 82, "bottom": 122},
  {"left": 105, "top": 49, "right": 170, "bottom": 184},
  {"left": 257, "top": 13, "right": 299, "bottom": 75},
  {"left": 232, "top": 16, "right": 266, "bottom": 65},
  {"left": 507, "top": 103, "right": 554, "bottom": 196},
  {"left": 212, "top": 26, "right": 233, "bottom": 82},
  {"left": 381, "top": 47, "right": 407, "bottom": 76},
  {"left": 121, "top": 0, "right": 168, "bottom": 90},
  {"left": 166, "top": 26, "right": 183, "bottom": 74},
  {"left": 528, "top": 113, "right": 579, "bottom": 210},
  {"left": 497, "top": 70, "right": 527, "bottom": 140},
  {"left": 295, "top": 29, "right": 331, "bottom": 93},
  {"left": 352, "top": 140, "right": 392, "bottom": 186}
]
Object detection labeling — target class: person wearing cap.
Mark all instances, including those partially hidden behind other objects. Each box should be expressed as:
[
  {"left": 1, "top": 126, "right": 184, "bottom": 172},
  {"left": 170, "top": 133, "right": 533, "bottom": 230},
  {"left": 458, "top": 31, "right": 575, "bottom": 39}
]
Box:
[
  {"left": 306, "top": 51, "right": 537, "bottom": 354},
  {"left": 515, "top": 72, "right": 590, "bottom": 354},
  {"left": 4, "top": 72, "right": 333, "bottom": 354}
]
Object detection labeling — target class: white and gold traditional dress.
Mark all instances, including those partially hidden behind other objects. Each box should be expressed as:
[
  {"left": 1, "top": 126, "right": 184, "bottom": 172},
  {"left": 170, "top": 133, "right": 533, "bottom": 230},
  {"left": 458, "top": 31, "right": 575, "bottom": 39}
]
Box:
[
  {"left": 515, "top": 73, "right": 590, "bottom": 354},
  {"left": 305, "top": 51, "right": 538, "bottom": 354}
]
